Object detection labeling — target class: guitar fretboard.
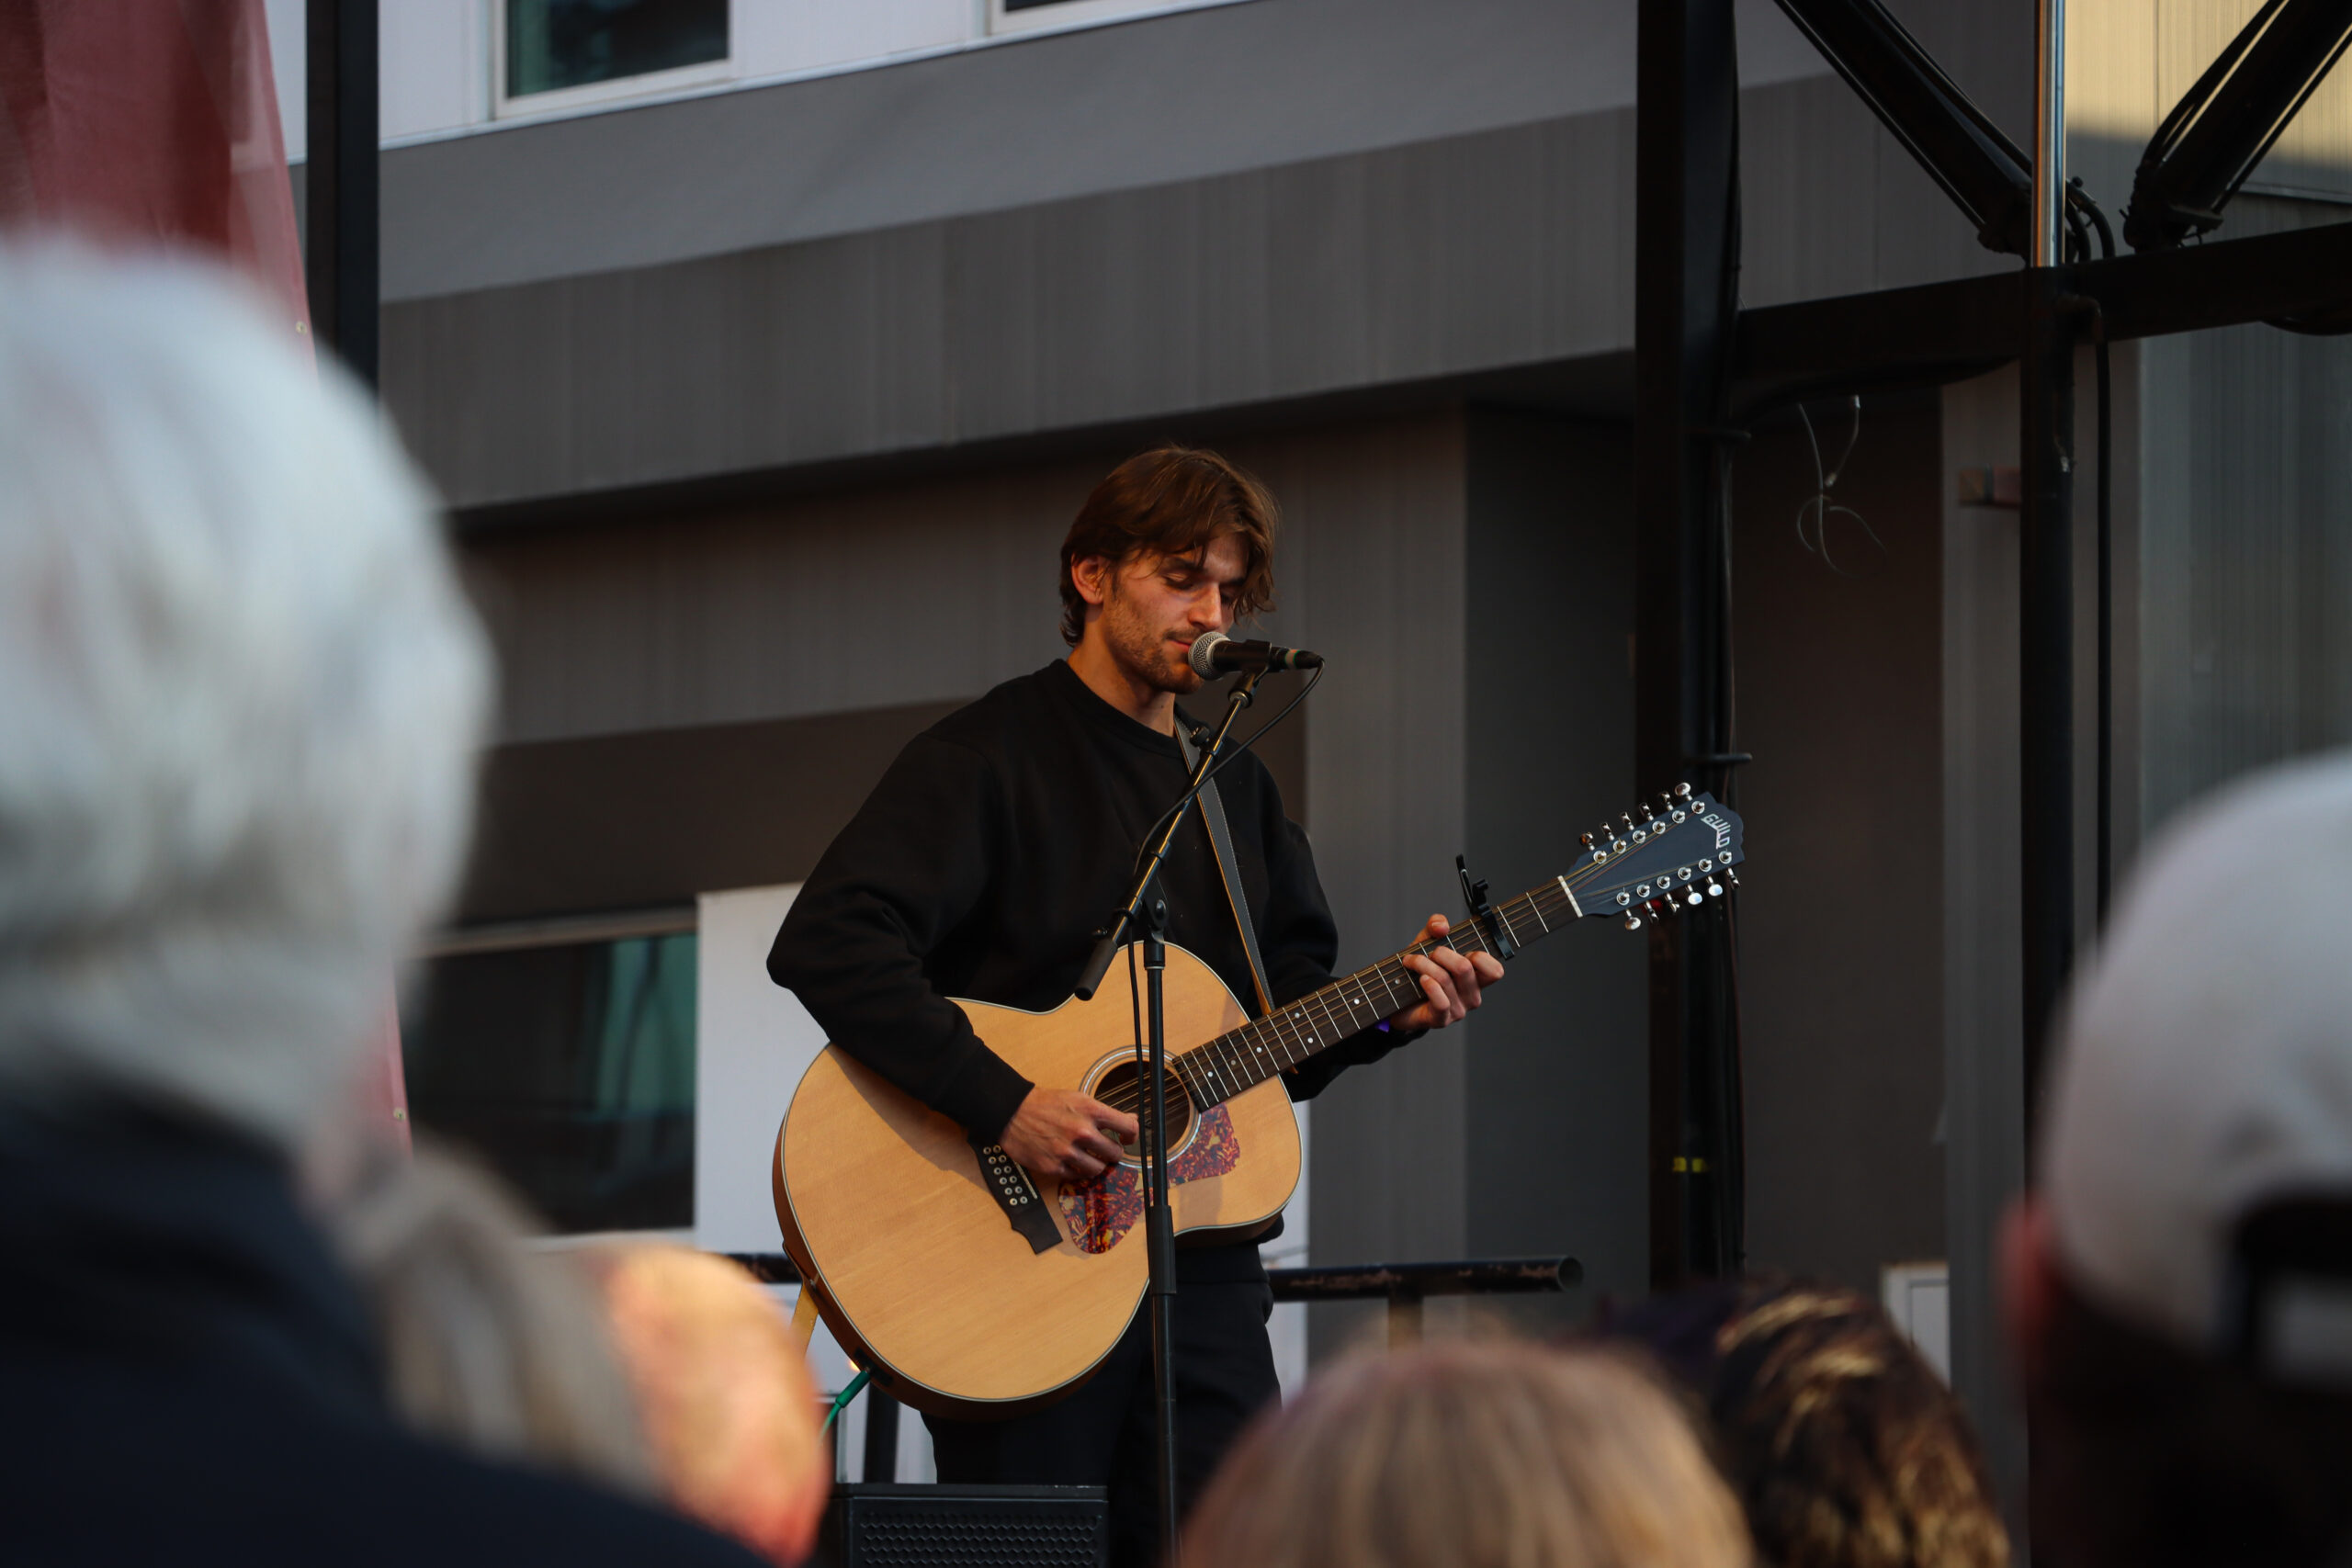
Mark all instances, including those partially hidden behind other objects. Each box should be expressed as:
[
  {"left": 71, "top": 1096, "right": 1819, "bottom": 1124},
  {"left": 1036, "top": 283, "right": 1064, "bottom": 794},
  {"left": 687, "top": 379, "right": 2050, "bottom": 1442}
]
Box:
[{"left": 1170, "top": 874, "right": 1584, "bottom": 1111}]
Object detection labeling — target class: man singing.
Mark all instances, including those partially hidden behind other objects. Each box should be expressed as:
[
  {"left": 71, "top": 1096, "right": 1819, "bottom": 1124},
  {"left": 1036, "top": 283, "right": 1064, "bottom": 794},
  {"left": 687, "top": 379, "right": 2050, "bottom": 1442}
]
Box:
[{"left": 767, "top": 446, "right": 1503, "bottom": 1562}]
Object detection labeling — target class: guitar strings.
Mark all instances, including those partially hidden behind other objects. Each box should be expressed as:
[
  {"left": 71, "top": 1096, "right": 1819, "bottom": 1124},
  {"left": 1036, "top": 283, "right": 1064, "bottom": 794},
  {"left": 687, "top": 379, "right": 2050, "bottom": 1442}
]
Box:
[
  {"left": 1089, "top": 815, "right": 1733, "bottom": 1120},
  {"left": 1091, "top": 855, "right": 1702, "bottom": 1116},
  {"left": 1091, "top": 878, "right": 1578, "bottom": 1118}
]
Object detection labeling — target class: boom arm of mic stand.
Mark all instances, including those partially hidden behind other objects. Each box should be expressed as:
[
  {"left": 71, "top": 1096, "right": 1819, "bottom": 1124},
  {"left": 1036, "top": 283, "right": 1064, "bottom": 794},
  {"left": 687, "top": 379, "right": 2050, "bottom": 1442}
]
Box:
[{"left": 1072, "top": 671, "right": 1267, "bottom": 1001}]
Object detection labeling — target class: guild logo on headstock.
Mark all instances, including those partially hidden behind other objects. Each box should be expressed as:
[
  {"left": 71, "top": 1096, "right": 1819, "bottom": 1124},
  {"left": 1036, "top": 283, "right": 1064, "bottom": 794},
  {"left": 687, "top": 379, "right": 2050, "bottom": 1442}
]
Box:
[{"left": 1703, "top": 812, "right": 1733, "bottom": 850}]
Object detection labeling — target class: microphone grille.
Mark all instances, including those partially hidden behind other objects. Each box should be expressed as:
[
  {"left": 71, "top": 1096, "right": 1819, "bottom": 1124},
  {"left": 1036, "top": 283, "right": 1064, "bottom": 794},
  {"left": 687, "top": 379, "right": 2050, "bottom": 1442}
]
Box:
[{"left": 1187, "top": 631, "right": 1230, "bottom": 679}]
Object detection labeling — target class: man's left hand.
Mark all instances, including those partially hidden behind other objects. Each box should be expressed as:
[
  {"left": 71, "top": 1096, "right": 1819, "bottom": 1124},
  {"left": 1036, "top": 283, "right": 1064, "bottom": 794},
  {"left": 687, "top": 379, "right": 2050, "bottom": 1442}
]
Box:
[{"left": 1386, "top": 914, "right": 1506, "bottom": 1033}]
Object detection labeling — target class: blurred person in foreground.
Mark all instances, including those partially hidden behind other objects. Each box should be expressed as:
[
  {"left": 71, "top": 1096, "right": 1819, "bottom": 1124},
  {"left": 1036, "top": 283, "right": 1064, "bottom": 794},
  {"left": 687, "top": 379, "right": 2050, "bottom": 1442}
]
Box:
[
  {"left": 1607, "top": 1280, "right": 2007, "bottom": 1568},
  {"left": 0, "top": 241, "right": 770, "bottom": 1568},
  {"left": 1179, "top": 1337, "right": 1750, "bottom": 1568},
  {"left": 2007, "top": 752, "right": 2352, "bottom": 1568},
  {"left": 331, "top": 1145, "right": 831, "bottom": 1565}
]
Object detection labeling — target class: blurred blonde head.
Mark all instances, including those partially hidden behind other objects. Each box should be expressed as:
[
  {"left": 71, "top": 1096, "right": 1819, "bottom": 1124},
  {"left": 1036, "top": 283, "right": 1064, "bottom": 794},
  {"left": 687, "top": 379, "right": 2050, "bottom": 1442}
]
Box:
[
  {"left": 0, "top": 241, "right": 489, "bottom": 1148},
  {"left": 329, "top": 1151, "right": 829, "bottom": 1564},
  {"left": 595, "top": 1247, "right": 831, "bottom": 1567},
  {"left": 329, "top": 1142, "right": 657, "bottom": 1491},
  {"left": 1181, "top": 1337, "right": 1751, "bottom": 1568}
]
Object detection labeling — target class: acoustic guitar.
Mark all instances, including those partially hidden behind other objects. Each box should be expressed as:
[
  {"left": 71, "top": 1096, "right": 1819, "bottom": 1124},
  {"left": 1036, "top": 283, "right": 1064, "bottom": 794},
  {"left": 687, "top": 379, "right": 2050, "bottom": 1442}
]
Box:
[{"left": 771, "top": 787, "right": 1747, "bottom": 1419}]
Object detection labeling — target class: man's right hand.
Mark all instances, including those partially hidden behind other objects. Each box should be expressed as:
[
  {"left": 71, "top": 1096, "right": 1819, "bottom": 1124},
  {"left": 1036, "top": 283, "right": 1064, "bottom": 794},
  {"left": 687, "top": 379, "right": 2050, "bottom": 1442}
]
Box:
[{"left": 1000, "top": 1087, "right": 1138, "bottom": 1184}]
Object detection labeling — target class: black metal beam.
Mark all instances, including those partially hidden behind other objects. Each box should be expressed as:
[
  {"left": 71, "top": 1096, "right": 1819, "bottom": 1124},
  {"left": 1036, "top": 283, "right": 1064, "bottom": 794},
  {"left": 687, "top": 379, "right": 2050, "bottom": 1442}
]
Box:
[
  {"left": 1735, "top": 270, "right": 2021, "bottom": 411},
  {"left": 305, "top": 0, "right": 379, "bottom": 388},
  {"left": 1771, "top": 0, "right": 2036, "bottom": 255},
  {"left": 2085, "top": 218, "right": 2352, "bottom": 336},
  {"left": 2126, "top": 0, "right": 2352, "bottom": 251},
  {"left": 1636, "top": 0, "right": 1744, "bottom": 1291},
  {"left": 1730, "top": 219, "right": 2352, "bottom": 405},
  {"left": 1265, "top": 1257, "right": 1580, "bottom": 1302}
]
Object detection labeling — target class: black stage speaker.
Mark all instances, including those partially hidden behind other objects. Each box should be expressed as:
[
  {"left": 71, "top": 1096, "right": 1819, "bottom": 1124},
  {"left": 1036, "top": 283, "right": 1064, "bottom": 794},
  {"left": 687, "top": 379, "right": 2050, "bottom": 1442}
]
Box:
[{"left": 817, "top": 1483, "right": 1109, "bottom": 1568}]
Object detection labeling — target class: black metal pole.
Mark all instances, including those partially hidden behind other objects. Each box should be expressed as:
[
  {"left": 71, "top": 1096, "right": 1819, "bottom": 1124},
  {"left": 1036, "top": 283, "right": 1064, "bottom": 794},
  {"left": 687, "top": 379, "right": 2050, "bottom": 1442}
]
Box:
[
  {"left": 860, "top": 1388, "right": 899, "bottom": 1483},
  {"left": 2019, "top": 0, "right": 2075, "bottom": 1129},
  {"left": 305, "top": 0, "right": 378, "bottom": 387},
  {"left": 1636, "top": 0, "right": 1743, "bottom": 1288},
  {"left": 2018, "top": 276, "right": 2075, "bottom": 1115},
  {"left": 1142, "top": 896, "right": 1178, "bottom": 1567},
  {"left": 1071, "top": 675, "right": 1264, "bottom": 1564}
]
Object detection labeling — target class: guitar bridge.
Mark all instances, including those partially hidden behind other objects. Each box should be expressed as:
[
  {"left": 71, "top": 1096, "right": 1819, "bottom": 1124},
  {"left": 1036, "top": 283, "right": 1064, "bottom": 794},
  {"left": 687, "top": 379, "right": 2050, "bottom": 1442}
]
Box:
[{"left": 970, "top": 1134, "right": 1062, "bottom": 1255}]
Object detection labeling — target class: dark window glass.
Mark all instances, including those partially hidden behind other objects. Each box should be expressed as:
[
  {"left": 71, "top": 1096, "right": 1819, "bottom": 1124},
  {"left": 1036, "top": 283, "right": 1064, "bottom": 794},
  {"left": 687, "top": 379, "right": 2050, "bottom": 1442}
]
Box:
[
  {"left": 401, "top": 932, "right": 696, "bottom": 1233},
  {"left": 506, "top": 0, "right": 729, "bottom": 98}
]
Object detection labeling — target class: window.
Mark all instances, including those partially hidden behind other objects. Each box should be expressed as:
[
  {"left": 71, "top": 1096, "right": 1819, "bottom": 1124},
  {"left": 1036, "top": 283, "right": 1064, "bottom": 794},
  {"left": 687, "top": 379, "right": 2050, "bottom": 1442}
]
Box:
[
  {"left": 992, "top": 0, "right": 1252, "bottom": 37},
  {"left": 401, "top": 920, "right": 697, "bottom": 1234},
  {"left": 503, "top": 0, "right": 729, "bottom": 105}
]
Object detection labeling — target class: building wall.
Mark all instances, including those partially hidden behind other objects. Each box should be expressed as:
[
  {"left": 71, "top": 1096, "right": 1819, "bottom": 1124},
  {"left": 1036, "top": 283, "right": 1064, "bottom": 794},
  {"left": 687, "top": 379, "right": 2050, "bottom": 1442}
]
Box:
[
  {"left": 1727, "top": 397, "right": 1948, "bottom": 1296},
  {"left": 2139, "top": 323, "right": 2352, "bottom": 839},
  {"left": 1938, "top": 364, "right": 2029, "bottom": 1536},
  {"left": 1462, "top": 411, "right": 1645, "bottom": 1330}
]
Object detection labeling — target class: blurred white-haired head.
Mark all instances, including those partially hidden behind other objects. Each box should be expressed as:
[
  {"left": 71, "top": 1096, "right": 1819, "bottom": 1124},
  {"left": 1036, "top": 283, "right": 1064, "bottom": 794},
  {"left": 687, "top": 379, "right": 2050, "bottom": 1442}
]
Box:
[{"left": 0, "top": 241, "right": 490, "bottom": 1149}]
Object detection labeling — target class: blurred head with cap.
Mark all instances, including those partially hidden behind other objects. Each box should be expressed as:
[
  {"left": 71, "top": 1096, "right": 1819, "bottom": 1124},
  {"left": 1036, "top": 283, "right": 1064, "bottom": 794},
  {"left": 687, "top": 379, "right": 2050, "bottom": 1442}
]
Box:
[
  {"left": 2007, "top": 751, "right": 2352, "bottom": 1568},
  {"left": 0, "top": 239, "right": 488, "bottom": 1148}
]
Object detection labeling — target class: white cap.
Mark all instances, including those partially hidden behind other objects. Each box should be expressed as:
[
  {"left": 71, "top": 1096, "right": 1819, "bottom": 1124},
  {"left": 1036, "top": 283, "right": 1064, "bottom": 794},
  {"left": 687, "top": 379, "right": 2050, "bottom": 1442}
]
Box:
[{"left": 2044, "top": 752, "right": 2352, "bottom": 1380}]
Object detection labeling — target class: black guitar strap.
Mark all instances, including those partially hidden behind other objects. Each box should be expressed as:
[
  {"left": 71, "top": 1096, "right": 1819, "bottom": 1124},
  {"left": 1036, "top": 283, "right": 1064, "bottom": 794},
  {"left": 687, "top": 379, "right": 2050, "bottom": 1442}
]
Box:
[{"left": 1178, "top": 722, "right": 1276, "bottom": 1017}]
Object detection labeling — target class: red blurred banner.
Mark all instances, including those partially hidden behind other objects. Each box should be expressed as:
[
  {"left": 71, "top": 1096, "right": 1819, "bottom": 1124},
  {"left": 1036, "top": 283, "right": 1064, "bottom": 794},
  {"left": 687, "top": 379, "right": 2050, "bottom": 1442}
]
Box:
[
  {"left": 0, "top": 0, "right": 310, "bottom": 344},
  {"left": 1, "top": 1, "right": 413, "bottom": 1149}
]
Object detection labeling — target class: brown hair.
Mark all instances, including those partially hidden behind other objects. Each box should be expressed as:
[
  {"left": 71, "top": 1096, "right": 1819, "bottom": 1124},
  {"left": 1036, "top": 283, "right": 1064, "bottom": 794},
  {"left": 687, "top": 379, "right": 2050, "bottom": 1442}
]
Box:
[
  {"left": 1057, "top": 446, "right": 1279, "bottom": 646},
  {"left": 1180, "top": 1338, "right": 1751, "bottom": 1568},
  {"left": 1709, "top": 1282, "right": 2009, "bottom": 1568}
]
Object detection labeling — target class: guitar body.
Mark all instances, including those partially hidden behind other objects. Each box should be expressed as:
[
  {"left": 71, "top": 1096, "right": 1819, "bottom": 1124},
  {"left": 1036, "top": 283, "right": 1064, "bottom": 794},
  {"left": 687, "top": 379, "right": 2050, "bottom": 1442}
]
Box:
[{"left": 772, "top": 942, "right": 1301, "bottom": 1420}]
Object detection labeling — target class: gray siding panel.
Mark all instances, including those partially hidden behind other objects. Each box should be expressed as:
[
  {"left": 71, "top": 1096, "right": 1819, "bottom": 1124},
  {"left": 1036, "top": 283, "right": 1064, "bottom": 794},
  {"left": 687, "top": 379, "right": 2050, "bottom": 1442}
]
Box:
[
  {"left": 1463, "top": 411, "right": 1645, "bottom": 1330},
  {"left": 385, "top": 63, "right": 2042, "bottom": 518},
  {"left": 386, "top": 113, "right": 1643, "bottom": 510},
  {"left": 376, "top": 0, "right": 1829, "bottom": 303}
]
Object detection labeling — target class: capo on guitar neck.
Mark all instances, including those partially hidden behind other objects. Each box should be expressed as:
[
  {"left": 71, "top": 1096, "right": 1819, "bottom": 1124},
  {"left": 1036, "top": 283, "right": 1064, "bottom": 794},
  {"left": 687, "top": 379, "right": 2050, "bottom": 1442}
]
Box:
[{"left": 1454, "top": 854, "right": 1516, "bottom": 963}]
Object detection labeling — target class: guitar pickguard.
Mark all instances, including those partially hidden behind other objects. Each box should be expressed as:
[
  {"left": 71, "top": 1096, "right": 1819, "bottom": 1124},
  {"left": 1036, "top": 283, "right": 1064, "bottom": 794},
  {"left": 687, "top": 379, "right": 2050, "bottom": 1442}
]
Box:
[{"left": 1055, "top": 1105, "right": 1241, "bottom": 1254}]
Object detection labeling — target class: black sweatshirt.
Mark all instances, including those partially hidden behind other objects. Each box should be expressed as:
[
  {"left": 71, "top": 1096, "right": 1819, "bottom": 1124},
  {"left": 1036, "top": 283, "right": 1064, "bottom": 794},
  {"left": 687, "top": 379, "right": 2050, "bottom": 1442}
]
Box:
[{"left": 768, "top": 660, "right": 1410, "bottom": 1198}]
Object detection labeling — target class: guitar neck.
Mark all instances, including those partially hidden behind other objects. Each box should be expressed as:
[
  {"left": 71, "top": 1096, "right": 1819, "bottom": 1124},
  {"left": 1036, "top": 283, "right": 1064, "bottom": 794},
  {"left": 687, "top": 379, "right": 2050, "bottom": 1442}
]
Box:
[{"left": 1171, "top": 874, "right": 1583, "bottom": 1111}]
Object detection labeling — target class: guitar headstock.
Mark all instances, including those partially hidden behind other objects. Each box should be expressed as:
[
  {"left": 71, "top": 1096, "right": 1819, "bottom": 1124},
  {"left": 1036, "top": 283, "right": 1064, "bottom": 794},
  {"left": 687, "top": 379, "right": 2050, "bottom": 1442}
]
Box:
[{"left": 1568, "top": 787, "right": 1747, "bottom": 927}]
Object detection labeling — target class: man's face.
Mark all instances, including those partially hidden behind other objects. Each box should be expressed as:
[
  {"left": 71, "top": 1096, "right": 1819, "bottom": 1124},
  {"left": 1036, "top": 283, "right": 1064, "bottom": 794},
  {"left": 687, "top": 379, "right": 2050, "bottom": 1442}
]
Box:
[{"left": 1080, "top": 532, "right": 1249, "bottom": 695}]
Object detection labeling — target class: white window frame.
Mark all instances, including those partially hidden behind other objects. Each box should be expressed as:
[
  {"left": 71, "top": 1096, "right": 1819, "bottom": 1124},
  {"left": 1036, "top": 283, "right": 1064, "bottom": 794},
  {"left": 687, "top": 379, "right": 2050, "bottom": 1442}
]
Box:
[
  {"left": 492, "top": 0, "right": 736, "bottom": 123},
  {"left": 990, "top": 0, "right": 1257, "bottom": 40}
]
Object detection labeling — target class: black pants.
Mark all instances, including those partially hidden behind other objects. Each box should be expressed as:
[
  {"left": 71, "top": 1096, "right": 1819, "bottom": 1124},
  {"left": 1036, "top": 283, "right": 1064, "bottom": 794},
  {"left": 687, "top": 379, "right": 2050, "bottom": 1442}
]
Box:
[{"left": 924, "top": 1274, "right": 1279, "bottom": 1568}]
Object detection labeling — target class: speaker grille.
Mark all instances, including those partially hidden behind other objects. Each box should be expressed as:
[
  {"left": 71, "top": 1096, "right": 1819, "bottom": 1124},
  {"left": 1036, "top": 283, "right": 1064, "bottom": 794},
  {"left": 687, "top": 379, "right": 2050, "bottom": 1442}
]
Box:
[{"left": 826, "top": 1485, "right": 1109, "bottom": 1568}]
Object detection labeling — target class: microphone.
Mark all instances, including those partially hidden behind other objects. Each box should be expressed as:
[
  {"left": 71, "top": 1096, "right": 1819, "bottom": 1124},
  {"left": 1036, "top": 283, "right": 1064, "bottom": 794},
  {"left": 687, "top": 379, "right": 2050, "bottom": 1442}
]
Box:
[{"left": 1187, "top": 630, "right": 1324, "bottom": 678}]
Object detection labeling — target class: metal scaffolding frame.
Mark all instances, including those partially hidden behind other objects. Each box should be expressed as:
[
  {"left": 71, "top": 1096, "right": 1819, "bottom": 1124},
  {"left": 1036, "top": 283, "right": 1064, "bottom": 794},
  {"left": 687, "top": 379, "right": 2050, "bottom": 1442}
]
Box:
[{"left": 1636, "top": 0, "right": 2352, "bottom": 1289}]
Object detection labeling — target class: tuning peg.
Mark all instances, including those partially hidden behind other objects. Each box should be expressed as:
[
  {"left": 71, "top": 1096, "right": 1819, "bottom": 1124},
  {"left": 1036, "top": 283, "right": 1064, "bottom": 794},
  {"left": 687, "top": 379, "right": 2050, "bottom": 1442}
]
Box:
[
  {"left": 1673, "top": 782, "right": 1693, "bottom": 799},
  {"left": 1658, "top": 792, "right": 1677, "bottom": 810},
  {"left": 1683, "top": 888, "right": 1704, "bottom": 908},
  {"left": 1623, "top": 913, "right": 1643, "bottom": 931},
  {"left": 1580, "top": 832, "right": 1595, "bottom": 849},
  {"left": 1705, "top": 874, "right": 1724, "bottom": 897}
]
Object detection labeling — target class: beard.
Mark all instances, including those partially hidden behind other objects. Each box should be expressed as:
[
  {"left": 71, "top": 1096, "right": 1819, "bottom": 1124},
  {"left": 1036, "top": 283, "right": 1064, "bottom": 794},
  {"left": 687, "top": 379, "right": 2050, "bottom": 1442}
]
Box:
[{"left": 1101, "top": 581, "right": 1206, "bottom": 695}]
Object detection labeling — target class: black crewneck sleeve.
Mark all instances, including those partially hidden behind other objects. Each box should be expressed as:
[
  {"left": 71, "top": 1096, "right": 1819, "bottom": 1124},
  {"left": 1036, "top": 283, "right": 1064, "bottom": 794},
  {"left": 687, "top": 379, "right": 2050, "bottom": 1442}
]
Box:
[{"left": 768, "top": 660, "right": 1410, "bottom": 1148}]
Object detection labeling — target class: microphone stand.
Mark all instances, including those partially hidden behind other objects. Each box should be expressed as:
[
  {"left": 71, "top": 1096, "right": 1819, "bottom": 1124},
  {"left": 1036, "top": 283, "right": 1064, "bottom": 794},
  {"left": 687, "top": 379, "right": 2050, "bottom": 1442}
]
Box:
[{"left": 1072, "top": 666, "right": 1267, "bottom": 1567}]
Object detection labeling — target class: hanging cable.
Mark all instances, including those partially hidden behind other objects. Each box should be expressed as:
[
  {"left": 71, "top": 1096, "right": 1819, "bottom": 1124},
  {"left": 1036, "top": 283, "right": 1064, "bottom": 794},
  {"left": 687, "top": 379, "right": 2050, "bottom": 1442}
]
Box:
[
  {"left": 822, "top": 1369, "right": 872, "bottom": 1432},
  {"left": 1795, "top": 396, "right": 1884, "bottom": 578}
]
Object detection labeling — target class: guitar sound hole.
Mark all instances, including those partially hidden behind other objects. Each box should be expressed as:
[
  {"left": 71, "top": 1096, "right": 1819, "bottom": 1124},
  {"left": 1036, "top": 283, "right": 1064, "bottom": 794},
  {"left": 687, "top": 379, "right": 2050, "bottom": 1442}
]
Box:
[{"left": 1091, "top": 1060, "right": 1196, "bottom": 1166}]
